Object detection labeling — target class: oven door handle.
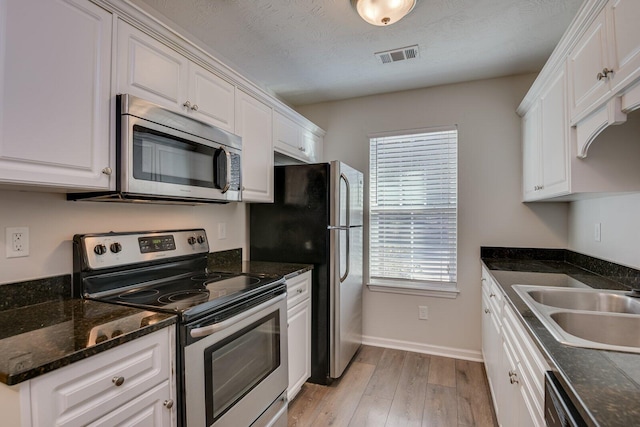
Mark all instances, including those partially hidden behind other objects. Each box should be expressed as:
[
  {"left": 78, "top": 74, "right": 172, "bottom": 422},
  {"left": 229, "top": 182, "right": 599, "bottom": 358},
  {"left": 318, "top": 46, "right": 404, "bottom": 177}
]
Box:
[{"left": 190, "top": 293, "right": 286, "bottom": 338}]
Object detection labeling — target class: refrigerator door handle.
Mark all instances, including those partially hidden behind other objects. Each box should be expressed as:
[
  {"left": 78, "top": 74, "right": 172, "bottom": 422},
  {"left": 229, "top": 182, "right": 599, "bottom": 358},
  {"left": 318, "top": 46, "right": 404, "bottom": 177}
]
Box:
[
  {"left": 340, "top": 230, "right": 350, "bottom": 283},
  {"left": 327, "top": 225, "right": 349, "bottom": 230},
  {"left": 340, "top": 173, "right": 350, "bottom": 227}
]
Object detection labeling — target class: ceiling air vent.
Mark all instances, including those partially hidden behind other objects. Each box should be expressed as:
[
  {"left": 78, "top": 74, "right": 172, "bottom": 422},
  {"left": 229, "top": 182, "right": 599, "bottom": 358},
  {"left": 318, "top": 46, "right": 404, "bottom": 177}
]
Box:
[{"left": 375, "top": 45, "right": 419, "bottom": 64}]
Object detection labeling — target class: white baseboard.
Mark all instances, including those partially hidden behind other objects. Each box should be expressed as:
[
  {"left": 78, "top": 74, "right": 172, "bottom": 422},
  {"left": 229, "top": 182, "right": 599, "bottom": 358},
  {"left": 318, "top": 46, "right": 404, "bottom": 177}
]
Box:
[{"left": 362, "top": 335, "right": 483, "bottom": 362}]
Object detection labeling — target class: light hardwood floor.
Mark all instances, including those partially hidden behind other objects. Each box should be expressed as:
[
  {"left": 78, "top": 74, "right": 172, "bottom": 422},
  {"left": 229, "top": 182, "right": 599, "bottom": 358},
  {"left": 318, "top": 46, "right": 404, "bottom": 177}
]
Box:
[{"left": 288, "top": 346, "right": 497, "bottom": 427}]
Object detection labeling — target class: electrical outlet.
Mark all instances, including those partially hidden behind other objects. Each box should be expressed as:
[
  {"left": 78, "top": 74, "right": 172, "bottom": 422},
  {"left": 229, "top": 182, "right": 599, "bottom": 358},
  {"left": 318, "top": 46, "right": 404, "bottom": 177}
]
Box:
[
  {"left": 6, "top": 227, "right": 29, "bottom": 258},
  {"left": 418, "top": 305, "right": 428, "bottom": 320},
  {"left": 594, "top": 223, "right": 601, "bottom": 242},
  {"left": 218, "top": 223, "right": 227, "bottom": 240}
]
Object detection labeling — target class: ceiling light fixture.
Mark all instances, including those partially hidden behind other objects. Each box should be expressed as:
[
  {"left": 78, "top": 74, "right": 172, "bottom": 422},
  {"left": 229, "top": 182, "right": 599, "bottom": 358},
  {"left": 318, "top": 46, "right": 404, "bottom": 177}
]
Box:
[{"left": 351, "top": 0, "right": 417, "bottom": 26}]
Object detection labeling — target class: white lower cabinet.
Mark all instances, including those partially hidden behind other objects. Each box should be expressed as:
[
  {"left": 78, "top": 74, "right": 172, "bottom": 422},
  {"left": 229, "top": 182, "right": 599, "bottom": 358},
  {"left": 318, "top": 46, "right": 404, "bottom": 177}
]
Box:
[
  {"left": 0, "top": 326, "right": 176, "bottom": 427},
  {"left": 286, "top": 271, "right": 312, "bottom": 401},
  {"left": 481, "top": 267, "right": 548, "bottom": 427}
]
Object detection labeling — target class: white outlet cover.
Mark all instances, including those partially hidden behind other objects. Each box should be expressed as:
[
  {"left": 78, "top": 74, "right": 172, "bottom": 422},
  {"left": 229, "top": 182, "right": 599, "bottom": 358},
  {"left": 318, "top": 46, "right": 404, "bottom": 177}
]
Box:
[{"left": 6, "top": 226, "right": 29, "bottom": 258}]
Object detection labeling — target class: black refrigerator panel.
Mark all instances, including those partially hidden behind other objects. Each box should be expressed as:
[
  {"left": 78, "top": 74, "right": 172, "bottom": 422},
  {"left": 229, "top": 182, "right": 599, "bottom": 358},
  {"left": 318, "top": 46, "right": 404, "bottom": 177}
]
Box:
[{"left": 250, "top": 163, "right": 332, "bottom": 384}]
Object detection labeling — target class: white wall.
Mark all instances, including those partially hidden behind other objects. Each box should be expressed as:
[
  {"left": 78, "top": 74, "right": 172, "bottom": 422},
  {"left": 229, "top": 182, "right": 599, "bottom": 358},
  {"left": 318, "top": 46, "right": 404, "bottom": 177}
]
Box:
[
  {"left": 297, "top": 74, "right": 569, "bottom": 358},
  {"left": 0, "top": 189, "right": 247, "bottom": 285},
  {"left": 569, "top": 194, "right": 640, "bottom": 269}
]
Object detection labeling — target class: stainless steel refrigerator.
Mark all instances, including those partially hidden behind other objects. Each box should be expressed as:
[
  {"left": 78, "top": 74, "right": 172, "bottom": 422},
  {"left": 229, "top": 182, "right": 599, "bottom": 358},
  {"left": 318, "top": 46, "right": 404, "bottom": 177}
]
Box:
[{"left": 250, "top": 161, "right": 363, "bottom": 384}]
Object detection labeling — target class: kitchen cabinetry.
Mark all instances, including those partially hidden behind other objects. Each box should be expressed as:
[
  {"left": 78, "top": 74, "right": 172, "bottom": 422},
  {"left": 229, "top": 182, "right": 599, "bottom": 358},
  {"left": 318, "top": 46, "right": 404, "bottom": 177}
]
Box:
[
  {"left": 0, "top": 327, "right": 175, "bottom": 426},
  {"left": 0, "top": 0, "right": 112, "bottom": 190},
  {"left": 117, "top": 20, "right": 235, "bottom": 132},
  {"left": 274, "top": 111, "right": 323, "bottom": 163},
  {"left": 522, "top": 67, "right": 569, "bottom": 201},
  {"left": 235, "top": 90, "right": 274, "bottom": 202},
  {"left": 286, "top": 271, "right": 312, "bottom": 401},
  {"left": 481, "top": 267, "right": 548, "bottom": 427}
]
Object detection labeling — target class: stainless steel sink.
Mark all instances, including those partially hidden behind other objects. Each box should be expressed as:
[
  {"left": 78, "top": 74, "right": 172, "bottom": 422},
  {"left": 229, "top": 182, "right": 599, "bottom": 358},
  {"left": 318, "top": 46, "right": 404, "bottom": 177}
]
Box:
[
  {"left": 513, "top": 285, "right": 640, "bottom": 353},
  {"left": 526, "top": 288, "right": 640, "bottom": 314}
]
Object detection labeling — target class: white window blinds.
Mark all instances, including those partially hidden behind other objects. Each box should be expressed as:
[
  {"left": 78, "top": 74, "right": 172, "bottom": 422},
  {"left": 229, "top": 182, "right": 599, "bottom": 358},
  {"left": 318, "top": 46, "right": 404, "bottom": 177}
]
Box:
[{"left": 369, "top": 128, "right": 457, "bottom": 285}]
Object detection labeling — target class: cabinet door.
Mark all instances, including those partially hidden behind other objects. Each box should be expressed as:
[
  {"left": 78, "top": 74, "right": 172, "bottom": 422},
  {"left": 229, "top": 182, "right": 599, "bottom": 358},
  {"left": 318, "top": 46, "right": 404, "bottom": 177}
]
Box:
[
  {"left": 188, "top": 62, "right": 235, "bottom": 132},
  {"left": 88, "top": 381, "right": 174, "bottom": 427},
  {"left": 567, "top": 9, "right": 611, "bottom": 122},
  {"left": 522, "top": 104, "right": 541, "bottom": 201},
  {"left": 0, "top": 0, "right": 112, "bottom": 190},
  {"left": 117, "top": 20, "right": 188, "bottom": 111},
  {"left": 287, "top": 298, "right": 311, "bottom": 401},
  {"left": 274, "top": 111, "right": 303, "bottom": 159},
  {"left": 235, "top": 90, "right": 273, "bottom": 202},
  {"left": 482, "top": 294, "right": 503, "bottom": 424},
  {"left": 539, "top": 68, "right": 569, "bottom": 198},
  {"left": 608, "top": 0, "right": 640, "bottom": 93},
  {"left": 29, "top": 329, "right": 171, "bottom": 426}
]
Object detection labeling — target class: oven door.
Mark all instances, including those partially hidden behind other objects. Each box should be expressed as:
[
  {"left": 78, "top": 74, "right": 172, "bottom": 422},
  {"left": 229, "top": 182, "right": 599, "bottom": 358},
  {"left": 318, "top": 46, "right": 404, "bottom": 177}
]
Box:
[{"left": 184, "top": 293, "right": 288, "bottom": 427}]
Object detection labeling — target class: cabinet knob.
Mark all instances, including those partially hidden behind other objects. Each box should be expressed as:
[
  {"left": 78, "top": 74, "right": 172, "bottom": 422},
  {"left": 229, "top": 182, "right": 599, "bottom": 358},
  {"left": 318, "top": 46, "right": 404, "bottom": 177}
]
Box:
[
  {"left": 183, "top": 100, "right": 192, "bottom": 109},
  {"left": 489, "top": 293, "right": 496, "bottom": 298},
  {"left": 112, "top": 376, "right": 125, "bottom": 386},
  {"left": 102, "top": 167, "right": 112, "bottom": 176},
  {"left": 484, "top": 308, "right": 490, "bottom": 314},
  {"left": 597, "top": 67, "right": 613, "bottom": 81},
  {"left": 191, "top": 104, "right": 199, "bottom": 111},
  {"left": 510, "top": 373, "right": 519, "bottom": 384},
  {"left": 163, "top": 399, "right": 174, "bottom": 409},
  {"left": 297, "top": 288, "right": 303, "bottom": 294}
]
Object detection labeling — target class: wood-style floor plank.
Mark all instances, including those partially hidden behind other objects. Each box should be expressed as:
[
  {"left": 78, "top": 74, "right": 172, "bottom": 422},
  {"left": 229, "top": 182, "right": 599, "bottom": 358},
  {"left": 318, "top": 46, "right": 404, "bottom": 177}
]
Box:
[
  {"left": 288, "top": 346, "right": 497, "bottom": 427},
  {"left": 455, "top": 360, "right": 496, "bottom": 427},
  {"left": 288, "top": 383, "right": 331, "bottom": 427},
  {"left": 422, "top": 384, "right": 458, "bottom": 427},
  {"left": 348, "top": 394, "right": 392, "bottom": 427},
  {"left": 427, "top": 356, "right": 457, "bottom": 388},
  {"left": 311, "top": 362, "right": 376, "bottom": 427},
  {"left": 363, "top": 348, "right": 406, "bottom": 400},
  {"left": 385, "top": 352, "right": 430, "bottom": 427}
]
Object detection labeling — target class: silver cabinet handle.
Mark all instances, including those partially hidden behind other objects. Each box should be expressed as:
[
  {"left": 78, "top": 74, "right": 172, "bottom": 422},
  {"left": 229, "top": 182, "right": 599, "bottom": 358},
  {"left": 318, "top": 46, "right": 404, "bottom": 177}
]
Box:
[
  {"left": 112, "top": 376, "right": 125, "bottom": 386},
  {"left": 297, "top": 288, "right": 303, "bottom": 294},
  {"left": 190, "top": 293, "right": 286, "bottom": 338},
  {"left": 484, "top": 308, "right": 490, "bottom": 314},
  {"left": 102, "top": 167, "right": 112, "bottom": 175},
  {"left": 597, "top": 68, "right": 613, "bottom": 81},
  {"left": 191, "top": 104, "right": 199, "bottom": 111},
  {"left": 183, "top": 100, "right": 192, "bottom": 109},
  {"left": 163, "top": 400, "right": 174, "bottom": 409},
  {"left": 489, "top": 293, "right": 496, "bottom": 298}
]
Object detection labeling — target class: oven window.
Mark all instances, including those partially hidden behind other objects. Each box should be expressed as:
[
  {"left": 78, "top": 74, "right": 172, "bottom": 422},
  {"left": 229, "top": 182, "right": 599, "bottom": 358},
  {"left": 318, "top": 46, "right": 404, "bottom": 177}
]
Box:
[
  {"left": 204, "top": 311, "right": 280, "bottom": 424},
  {"left": 132, "top": 125, "right": 215, "bottom": 188}
]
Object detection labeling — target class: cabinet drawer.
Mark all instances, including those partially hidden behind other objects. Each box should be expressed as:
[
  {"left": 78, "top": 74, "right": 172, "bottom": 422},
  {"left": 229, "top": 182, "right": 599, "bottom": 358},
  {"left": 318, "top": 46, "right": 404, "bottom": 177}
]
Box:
[
  {"left": 287, "top": 271, "right": 311, "bottom": 309},
  {"left": 503, "top": 304, "right": 548, "bottom": 408},
  {"left": 30, "top": 328, "right": 171, "bottom": 427}
]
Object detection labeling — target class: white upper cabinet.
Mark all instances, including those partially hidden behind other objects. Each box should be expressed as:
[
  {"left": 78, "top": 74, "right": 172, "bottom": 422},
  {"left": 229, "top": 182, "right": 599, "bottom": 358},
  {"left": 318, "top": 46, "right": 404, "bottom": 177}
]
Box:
[
  {"left": 235, "top": 90, "right": 274, "bottom": 202},
  {"left": 117, "top": 20, "right": 235, "bottom": 132},
  {"left": 523, "top": 67, "right": 569, "bottom": 202},
  {"left": 0, "top": 0, "right": 113, "bottom": 190},
  {"left": 607, "top": 0, "right": 640, "bottom": 94},
  {"left": 274, "top": 111, "right": 323, "bottom": 163},
  {"left": 567, "top": 9, "right": 611, "bottom": 123}
]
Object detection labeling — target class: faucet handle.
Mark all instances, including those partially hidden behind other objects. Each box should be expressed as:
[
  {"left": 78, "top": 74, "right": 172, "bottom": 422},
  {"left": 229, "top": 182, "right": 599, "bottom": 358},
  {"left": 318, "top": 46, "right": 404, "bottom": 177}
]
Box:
[{"left": 625, "top": 289, "right": 640, "bottom": 298}]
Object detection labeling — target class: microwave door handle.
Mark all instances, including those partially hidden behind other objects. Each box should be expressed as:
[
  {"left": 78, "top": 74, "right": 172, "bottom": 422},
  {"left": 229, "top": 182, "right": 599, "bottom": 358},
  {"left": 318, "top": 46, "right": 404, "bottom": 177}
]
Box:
[
  {"left": 215, "top": 147, "right": 231, "bottom": 193},
  {"left": 190, "top": 293, "right": 286, "bottom": 338}
]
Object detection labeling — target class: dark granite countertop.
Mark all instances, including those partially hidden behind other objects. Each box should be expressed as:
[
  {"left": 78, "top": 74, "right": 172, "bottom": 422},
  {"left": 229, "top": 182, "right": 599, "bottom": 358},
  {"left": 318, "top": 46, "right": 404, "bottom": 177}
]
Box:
[
  {"left": 207, "top": 249, "right": 312, "bottom": 280},
  {"left": 0, "top": 298, "right": 176, "bottom": 386},
  {"left": 482, "top": 248, "right": 640, "bottom": 427}
]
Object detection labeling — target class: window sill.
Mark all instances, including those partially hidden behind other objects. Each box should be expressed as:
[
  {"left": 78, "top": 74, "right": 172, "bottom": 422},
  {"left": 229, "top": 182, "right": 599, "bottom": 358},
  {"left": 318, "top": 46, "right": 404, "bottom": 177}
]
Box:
[{"left": 367, "top": 280, "right": 459, "bottom": 299}]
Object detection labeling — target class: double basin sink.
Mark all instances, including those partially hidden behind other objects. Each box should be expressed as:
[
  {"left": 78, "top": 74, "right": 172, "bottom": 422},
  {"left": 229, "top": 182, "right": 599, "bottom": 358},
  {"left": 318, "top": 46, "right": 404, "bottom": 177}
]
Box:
[{"left": 513, "top": 285, "right": 640, "bottom": 353}]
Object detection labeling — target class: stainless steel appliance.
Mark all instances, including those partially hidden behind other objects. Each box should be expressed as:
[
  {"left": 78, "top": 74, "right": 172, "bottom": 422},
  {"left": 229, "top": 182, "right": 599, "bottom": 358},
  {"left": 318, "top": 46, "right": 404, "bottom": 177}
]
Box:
[
  {"left": 544, "top": 371, "right": 587, "bottom": 427},
  {"left": 69, "top": 94, "right": 242, "bottom": 204},
  {"left": 250, "top": 161, "right": 363, "bottom": 383},
  {"left": 73, "top": 229, "right": 287, "bottom": 427}
]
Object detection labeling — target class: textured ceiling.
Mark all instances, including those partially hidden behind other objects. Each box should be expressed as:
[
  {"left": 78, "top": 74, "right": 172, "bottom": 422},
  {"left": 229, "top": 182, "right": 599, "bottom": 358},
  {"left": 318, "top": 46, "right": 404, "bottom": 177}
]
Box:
[{"left": 132, "top": 0, "right": 583, "bottom": 106}]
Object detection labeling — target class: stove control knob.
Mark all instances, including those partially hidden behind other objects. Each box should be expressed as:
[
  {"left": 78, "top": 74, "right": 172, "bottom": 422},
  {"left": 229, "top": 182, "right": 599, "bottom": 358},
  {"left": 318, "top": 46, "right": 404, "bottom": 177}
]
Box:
[
  {"left": 188, "top": 236, "right": 197, "bottom": 245},
  {"left": 110, "top": 242, "right": 122, "bottom": 253},
  {"left": 197, "top": 235, "right": 206, "bottom": 244},
  {"left": 94, "top": 244, "right": 107, "bottom": 255}
]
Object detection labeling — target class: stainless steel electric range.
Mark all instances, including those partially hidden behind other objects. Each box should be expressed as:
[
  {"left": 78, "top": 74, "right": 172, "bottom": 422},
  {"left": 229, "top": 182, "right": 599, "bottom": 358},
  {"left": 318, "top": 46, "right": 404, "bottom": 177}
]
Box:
[{"left": 73, "top": 229, "right": 288, "bottom": 427}]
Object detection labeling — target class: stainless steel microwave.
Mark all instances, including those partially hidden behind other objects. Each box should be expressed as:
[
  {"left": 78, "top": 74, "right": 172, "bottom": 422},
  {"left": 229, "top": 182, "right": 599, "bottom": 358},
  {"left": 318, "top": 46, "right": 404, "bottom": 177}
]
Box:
[{"left": 69, "top": 94, "right": 242, "bottom": 204}]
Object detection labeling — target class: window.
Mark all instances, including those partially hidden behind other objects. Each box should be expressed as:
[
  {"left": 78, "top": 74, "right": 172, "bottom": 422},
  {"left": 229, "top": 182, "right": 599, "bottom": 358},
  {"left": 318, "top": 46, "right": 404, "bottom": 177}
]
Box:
[{"left": 368, "top": 127, "right": 458, "bottom": 296}]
